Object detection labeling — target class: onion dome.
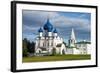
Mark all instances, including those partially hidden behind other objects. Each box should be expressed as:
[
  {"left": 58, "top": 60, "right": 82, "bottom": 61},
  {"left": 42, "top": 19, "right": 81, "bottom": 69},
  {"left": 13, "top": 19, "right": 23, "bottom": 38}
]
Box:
[
  {"left": 43, "top": 19, "right": 53, "bottom": 32},
  {"left": 38, "top": 27, "right": 43, "bottom": 32},
  {"left": 53, "top": 28, "right": 57, "bottom": 33}
]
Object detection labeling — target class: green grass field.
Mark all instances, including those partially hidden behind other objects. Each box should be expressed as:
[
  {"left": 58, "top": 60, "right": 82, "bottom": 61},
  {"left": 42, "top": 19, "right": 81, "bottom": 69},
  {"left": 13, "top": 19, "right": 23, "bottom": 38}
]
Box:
[{"left": 23, "top": 54, "right": 91, "bottom": 63}]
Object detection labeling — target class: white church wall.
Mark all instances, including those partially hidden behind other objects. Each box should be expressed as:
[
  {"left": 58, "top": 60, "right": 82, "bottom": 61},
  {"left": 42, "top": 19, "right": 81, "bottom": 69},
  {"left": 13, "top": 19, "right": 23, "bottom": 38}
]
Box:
[
  {"left": 66, "top": 48, "right": 73, "bottom": 54},
  {"left": 54, "top": 33, "right": 57, "bottom": 36},
  {"left": 56, "top": 47, "right": 60, "bottom": 54},
  {"left": 76, "top": 44, "right": 91, "bottom": 54},
  {"left": 35, "top": 40, "right": 38, "bottom": 52},
  {"left": 48, "top": 32, "right": 52, "bottom": 36},
  {"left": 61, "top": 44, "right": 67, "bottom": 54},
  {"left": 39, "top": 32, "right": 43, "bottom": 37},
  {"left": 73, "top": 48, "right": 80, "bottom": 54},
  {"left": 87, "top": 44, "right": 91, "bottom": 54},
  {"left": 48, "top": 38, "right": 53, "bottom": 47},
  {"left": 39, "top": 39, "right": 43, "bottom": 47}
]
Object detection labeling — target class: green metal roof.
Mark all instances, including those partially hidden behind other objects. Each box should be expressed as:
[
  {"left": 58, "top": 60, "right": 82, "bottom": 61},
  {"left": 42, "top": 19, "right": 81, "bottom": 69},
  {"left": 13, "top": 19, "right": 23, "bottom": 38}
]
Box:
[
  {"left": 76, "top": 41, "right": 91, "bottom": 44},
  {"left": 56, "top": 44, "right": 62, "bottom": 47}
]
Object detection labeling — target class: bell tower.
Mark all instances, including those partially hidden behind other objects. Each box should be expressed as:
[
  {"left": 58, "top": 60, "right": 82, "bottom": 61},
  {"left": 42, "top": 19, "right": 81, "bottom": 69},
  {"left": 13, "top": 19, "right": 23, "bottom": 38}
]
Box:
[{"left": 68, "top": 28, "right": 76, "bottom": 47}]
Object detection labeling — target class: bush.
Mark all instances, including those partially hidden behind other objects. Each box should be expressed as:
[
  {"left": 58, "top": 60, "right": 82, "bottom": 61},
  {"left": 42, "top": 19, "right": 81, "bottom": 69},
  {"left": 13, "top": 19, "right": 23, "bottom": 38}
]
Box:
[{"left": 23, "top": 48, "right": 28, "bottom": 57}]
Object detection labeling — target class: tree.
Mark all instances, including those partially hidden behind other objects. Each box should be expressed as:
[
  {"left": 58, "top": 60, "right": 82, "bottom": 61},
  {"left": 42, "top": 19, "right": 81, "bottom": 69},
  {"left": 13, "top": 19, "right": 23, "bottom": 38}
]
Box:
[
  {"left": 28, "top": 41, "right": 35, "bottom": 53},
  {"left": 27, "top": 41, "right": 31, "bottom": 53},
  {"left": 22, "top": 38, "right": 36, "bottom": 57},
  {"left": 23, "top": 38, "right": 28, "bottom": 49},
  {"left": 23, "top": 38, "right": 28, "bottom": 57},
  {"left": 31, "top": 42, "right": 35, "bottom": 53},
  {"left": 23, "top": 48, "right": 28, "bottom": 57}
]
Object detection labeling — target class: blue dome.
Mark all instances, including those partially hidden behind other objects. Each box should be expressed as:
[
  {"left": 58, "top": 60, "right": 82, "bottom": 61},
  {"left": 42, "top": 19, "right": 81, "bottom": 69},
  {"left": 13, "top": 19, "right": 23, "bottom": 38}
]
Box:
[
  {"left": 43, "top": 19, "right": 53, "bottom": 32},
  {"left": 53, "top": 28, "right": 57, "bottom": 33},
  {"left": 38, "top": 27, "right": 43, "bottom": 32}
]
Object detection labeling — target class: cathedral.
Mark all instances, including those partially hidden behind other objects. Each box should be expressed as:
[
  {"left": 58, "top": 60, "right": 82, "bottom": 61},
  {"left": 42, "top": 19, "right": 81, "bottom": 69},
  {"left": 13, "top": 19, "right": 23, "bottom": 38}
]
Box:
[
  {"left": 35, "top": 19, "right": 66, "bottom": 56},
  {"left": 34, "top": 18, "right": 91, "bottom": 56}
]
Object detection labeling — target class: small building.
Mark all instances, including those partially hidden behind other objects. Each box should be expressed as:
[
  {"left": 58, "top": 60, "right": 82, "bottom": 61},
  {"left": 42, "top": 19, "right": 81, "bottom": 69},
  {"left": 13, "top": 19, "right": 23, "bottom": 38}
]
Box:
[
  {"left": 66, "top": 28, "right": 80, "bottom": 54},
  {"left": 76, "top": 41, "right": 91, "bottom": 54},
  {"left": 66, "top": 29, "right": 90, "bottom": 55}
]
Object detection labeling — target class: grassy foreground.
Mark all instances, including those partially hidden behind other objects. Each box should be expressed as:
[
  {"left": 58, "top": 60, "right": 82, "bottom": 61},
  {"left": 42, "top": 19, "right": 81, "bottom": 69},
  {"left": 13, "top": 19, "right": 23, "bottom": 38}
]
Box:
[{"left": 23, "top": 54, "right": 91, "bottom": 63}]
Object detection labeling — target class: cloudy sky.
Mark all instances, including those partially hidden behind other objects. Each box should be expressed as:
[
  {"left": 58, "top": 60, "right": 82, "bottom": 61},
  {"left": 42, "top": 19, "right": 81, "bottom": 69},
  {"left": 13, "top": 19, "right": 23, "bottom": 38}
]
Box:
[{"left": 22, "top": 10, "right": 91, "bottom": 43}]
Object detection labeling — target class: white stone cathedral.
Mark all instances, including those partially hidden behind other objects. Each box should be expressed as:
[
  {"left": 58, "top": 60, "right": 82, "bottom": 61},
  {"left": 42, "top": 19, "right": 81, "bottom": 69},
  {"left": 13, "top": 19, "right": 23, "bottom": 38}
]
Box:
[
  {"left": 34, "top": 19, "right": 91, "bottom": 56},
  {"left": 35, "top": 19, "right": 66, "bottom": 56}
]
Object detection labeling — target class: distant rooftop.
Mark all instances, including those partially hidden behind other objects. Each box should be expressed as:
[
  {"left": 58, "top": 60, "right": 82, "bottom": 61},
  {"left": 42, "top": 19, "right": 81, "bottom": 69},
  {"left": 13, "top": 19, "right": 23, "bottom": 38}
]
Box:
[{"left": 76, "top": 41, "right": 91, "bottom": 44}]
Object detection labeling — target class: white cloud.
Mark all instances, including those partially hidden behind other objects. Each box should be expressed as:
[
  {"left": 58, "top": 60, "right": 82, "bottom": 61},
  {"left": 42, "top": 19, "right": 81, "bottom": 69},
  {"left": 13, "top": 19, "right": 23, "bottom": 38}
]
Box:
[{"left": 51, "top": 15, "right": 90, "bottom": 31}]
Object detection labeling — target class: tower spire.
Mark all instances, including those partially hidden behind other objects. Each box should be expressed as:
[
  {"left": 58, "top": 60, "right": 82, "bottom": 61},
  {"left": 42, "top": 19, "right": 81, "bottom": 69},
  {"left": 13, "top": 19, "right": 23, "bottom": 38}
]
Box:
[
  {"left": 68, "top": 28, "right": 76, "bottom": 47},
  {"left": 71, "top": 28, "right": 75, "bottom": 40}
]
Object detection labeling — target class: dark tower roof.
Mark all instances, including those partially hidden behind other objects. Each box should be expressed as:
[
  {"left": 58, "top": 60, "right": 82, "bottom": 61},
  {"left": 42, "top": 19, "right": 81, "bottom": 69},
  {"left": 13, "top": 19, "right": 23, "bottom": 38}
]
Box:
[
  {"left": 43, "top": 19, "right": 53, "bottom": 32},
  {"left": 38, "top": 27, "right": 43, "bottom": 32},
  {"left": 53, "top": 28, "right": 57, "bottom": 33}
]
